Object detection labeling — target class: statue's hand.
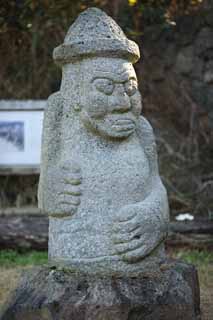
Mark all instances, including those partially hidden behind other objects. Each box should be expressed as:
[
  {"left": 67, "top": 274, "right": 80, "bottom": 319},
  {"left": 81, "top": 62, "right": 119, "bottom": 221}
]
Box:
[
  {"left": 50, "top": 160, "right": 82, "bottom": 217},
  {"left": 112, "top": 205, "right": 162, "bottom": 263}
]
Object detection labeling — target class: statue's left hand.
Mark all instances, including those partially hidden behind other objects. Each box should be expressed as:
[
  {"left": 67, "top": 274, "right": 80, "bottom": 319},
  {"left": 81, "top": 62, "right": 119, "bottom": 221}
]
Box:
[{"left": 112, "top": 205, "right": 162, "bottom": 263}]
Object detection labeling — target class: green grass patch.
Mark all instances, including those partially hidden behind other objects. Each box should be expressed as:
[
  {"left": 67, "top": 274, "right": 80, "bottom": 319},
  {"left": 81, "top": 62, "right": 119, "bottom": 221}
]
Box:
[
  {"left": 0, "top": 250, "right": 48, "bottom": 267},
  {"left": 0, "top": 249, "right": 213, "bottom": 269},
  {"left": 174, "top": 250, "right": 213, "bottom": 266}
]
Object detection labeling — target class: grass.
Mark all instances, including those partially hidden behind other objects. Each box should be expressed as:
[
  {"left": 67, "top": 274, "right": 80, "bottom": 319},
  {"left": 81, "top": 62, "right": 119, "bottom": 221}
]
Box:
[
  {"left": 0, "top": 250, "right": 48, "bottom": 308},
  {"left": 172, "top": 249, "right": 213, "bottom": 265},
  {"left": 0, "top": 249, "right": 212, "bottom": 319},
  {"left": 171, "top": 249, "right": 213, "bottom": 292},
  {"left": 1, "top": 248, "right": 213, "bottom": 267},
  {"left": 0, "top": 250, "right": 48, "bottom": 267}
]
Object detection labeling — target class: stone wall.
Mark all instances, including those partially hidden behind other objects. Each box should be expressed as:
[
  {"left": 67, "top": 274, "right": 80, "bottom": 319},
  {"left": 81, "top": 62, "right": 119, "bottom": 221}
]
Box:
[
  {"left": 136, "top": 3, "right": 213, "bottom": 218},
  {"left": 140, "top": 3, "right": 213, "bottom": 128}
]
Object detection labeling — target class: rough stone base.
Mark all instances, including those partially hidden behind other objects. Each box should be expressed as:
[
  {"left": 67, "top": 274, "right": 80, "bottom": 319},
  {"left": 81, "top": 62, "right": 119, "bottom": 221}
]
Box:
[{"left": 0, "top": 259, "right": 200, "bottom": 320}]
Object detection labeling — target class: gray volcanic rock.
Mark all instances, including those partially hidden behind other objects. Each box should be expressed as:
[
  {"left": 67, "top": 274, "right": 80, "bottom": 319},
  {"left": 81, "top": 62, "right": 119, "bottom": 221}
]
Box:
[
  {"left": 0, "top": 259, "right": 200, "bottom": 320},
  {"left": 53, "top": 8, "right": 140, "bottom": 64},
  {"left": 38, "top": 7, "right": 170, "bottom": 275}
]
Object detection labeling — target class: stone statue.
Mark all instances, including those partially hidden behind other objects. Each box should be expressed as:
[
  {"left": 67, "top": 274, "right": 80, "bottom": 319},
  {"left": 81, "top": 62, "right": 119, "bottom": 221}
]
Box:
[
  {"left": 1, "top": 8, "right": 200, "bottom": 320},
  {"left": 38, "top": 7, "right": 169, "bottom": 274}
]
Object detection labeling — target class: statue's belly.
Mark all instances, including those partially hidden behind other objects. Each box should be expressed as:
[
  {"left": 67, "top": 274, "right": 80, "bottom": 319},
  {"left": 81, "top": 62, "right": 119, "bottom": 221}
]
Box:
[
  {"left": 81, "top": 146, "right": 150, "bottom": 214},
  {"left": 49, "top": 143, "right": 150, "bottom": 261}
]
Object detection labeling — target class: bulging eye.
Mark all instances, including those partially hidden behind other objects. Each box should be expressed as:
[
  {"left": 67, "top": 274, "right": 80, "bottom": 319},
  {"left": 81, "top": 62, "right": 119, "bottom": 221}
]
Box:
[
  {"left": 93, "top": 78, "right": 114, "bottom": 95},
  {"left": 124, "top": 79, "right": 138, "bottom": 96}
]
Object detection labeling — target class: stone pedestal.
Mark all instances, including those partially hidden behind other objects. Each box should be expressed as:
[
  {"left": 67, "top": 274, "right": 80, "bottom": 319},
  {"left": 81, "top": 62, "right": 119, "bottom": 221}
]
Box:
[{"left": 1, "top": 259, "right": 200, "bottom": 320}]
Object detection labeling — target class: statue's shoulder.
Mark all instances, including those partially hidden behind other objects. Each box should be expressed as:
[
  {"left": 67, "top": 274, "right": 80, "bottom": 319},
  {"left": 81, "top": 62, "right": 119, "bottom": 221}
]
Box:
[
  {"left": 46, "top": 91, "right": 62, "bottom": 110},
  {"left": 137, "top": 117, "right": 158, "bottom": 169},
  {"left": 137, "top": 116, "right": 155, "bottom": 145},
  {"left": 44, "top": 92, "right": 63, "bottom": 124}
]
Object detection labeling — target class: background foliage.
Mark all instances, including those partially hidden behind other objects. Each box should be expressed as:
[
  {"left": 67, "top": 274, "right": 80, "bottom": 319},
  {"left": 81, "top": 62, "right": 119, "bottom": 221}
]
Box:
[
  {"left": 0, "top": 0, "right": 212, "bottom": 219},
  {"left": 0, "top": 0, "right": 204, "bottom": 99}
]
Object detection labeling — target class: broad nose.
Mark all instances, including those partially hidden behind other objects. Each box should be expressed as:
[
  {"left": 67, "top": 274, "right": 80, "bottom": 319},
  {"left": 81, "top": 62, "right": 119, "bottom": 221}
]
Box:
[{"left": 110, "top": 84, "right": 131, "bottom": 113}]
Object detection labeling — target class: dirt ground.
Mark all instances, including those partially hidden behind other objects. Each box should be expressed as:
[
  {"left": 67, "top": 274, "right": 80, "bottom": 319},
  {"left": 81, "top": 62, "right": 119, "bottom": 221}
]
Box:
[
  {"left": 198, "top": 264, "right": 213, "bottom": 320},
  {"left": 0, "top": 265, "right": 212, "bottom": 319}
]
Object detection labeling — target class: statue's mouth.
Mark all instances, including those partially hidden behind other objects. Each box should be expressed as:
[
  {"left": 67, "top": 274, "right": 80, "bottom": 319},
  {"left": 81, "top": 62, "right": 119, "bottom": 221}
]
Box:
[
  {"left": 110, "top": 115, "right": 136, "bottom": 133},
  {"left": 112, "top": 119, "right": 135, "bottom": 132}
]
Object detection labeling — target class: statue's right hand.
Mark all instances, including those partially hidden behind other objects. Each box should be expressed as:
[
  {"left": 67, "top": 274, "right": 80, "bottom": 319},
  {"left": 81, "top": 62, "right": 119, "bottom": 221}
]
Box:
[{"left": 49, "top": 161, "right": 82, "bottom": 218}]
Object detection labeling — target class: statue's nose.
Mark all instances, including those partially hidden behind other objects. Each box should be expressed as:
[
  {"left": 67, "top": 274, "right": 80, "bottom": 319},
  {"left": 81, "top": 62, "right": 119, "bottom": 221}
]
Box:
[{"left": 110, "top": 84, "right": 131, "bottom": 113}]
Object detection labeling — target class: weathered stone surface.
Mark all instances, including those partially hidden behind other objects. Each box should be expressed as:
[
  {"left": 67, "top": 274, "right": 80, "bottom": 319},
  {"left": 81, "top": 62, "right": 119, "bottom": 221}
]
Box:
[
  {"left": 38, "top": 7, "right": 170, "bottom": 275},
  {"left": 0, "top": 8, "right": 201, "bottom": 320},
  {"left": 0, "top": 259, "right": 200, "bottom": 320},
  {"left": 53, "top": 8, "right": 140, "bottom": 65}
]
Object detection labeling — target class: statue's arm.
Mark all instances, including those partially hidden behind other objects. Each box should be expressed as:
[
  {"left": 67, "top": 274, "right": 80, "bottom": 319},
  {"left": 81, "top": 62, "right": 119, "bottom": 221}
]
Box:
[
  {"left": 38, "top": 92, "right": 82, "bottom": 217},
  {"left": 137, "top": 115, "right": 169, "bottom": 225},
  {"left": 38, "top": 91, "right": 63, "bottom": 213},
  {"left": 113, "top": 116, "right": 169, "bottom": 262}
]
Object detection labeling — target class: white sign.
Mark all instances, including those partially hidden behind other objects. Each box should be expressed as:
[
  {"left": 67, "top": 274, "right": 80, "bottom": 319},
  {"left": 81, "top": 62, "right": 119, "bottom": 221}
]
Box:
[{"left": 0, "top": 100, "right": 46, "bottom": 172}]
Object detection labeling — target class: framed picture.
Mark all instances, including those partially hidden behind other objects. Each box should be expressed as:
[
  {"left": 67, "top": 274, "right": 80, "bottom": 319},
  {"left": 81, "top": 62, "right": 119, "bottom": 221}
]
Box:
[{"left": 0, "top": 100, "right": 46, "bottom": 174}]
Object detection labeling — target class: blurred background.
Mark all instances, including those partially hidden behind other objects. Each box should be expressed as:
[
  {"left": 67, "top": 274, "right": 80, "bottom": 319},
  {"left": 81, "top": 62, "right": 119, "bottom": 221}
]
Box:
[
  {"left": 0, "top": 0, "right": 213, "bottom": 219},
  {"left": 0, "top": 0, "right": 213, "bottom": 317}
]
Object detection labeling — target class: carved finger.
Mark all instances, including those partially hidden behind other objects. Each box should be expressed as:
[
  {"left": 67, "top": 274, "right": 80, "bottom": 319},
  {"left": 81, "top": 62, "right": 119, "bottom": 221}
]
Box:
[
  {"left": 49, "top": 207, "right": 70, "bottom": 218},
  {"left": 122, "top": 245, "right": 148, "bottom": 263},
  {"left": 121, "top": 234, "right": 162, "bottom": 263},
  {"left": 113, "top": 218, "right": 140, "bottom": 234},
  {"left": 114, "top": 236, "right": 144, "bottom": 255},
  {"left": 61, "top": 185, "right": 82, "bottom": 196},
  {"left": 112, "top": 226, "right": 142, "bottom": 244},
  {"left": 60, "top": 204, "right": 78, "bottom": 216},
  {"left": 114, "top": 209, "right": 137, "bottom": 223},
  {"left": 63, "top": 173, "right": 82, "bottom": 185},
  {"left": 61, "top": 161, "right": 81, "bottom": 174},
  {"left": 58, "top": 194, "right": 81, "bottom": 206},
  {"left": 49, "top": 205, "right": 77, "bottom": 217}
]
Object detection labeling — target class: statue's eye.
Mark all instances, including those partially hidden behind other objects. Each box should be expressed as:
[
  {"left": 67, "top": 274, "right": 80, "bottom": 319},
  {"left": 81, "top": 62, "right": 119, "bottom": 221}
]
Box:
[
  {"left": 124, "top": 79, "right": 138, "bottom": 96},
  {"left": 93, "top": 78, "right": 114, "bottom": 95}
]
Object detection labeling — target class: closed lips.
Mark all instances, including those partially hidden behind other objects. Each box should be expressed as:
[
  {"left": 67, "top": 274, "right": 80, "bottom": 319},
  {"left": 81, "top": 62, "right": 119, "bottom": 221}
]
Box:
[
  {"left": 115, "top": 119, "right": 135, "bottom": 125},
  {"left": 112, "top": 119, "right": 135, "bottom": 131}
]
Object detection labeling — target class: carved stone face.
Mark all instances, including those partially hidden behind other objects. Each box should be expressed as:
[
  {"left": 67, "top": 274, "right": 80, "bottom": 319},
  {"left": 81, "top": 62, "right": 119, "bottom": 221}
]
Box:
[{"left": 79, "top": 58, "right": 142, "bottom": 139}]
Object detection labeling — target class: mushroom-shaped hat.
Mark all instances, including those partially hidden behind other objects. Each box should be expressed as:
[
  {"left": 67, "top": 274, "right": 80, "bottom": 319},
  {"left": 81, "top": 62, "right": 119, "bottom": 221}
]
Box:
[{"left": 53, "top": 8, "right": 140, "bottom": 65}]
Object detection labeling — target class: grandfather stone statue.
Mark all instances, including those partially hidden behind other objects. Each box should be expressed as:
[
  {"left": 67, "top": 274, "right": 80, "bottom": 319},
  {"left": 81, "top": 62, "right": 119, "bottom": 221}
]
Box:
[
  {"left": 1, "top": 8, "right": 200, "bottom": 320},
  {"left": 38, "top": 7, "right": 169, "bottom": 274}
]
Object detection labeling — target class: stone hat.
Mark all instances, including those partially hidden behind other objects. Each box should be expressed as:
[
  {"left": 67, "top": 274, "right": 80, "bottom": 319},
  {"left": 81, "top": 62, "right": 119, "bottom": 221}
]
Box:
[{"left": 53, "top": 7, "right": 140, "bottom": 65}]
